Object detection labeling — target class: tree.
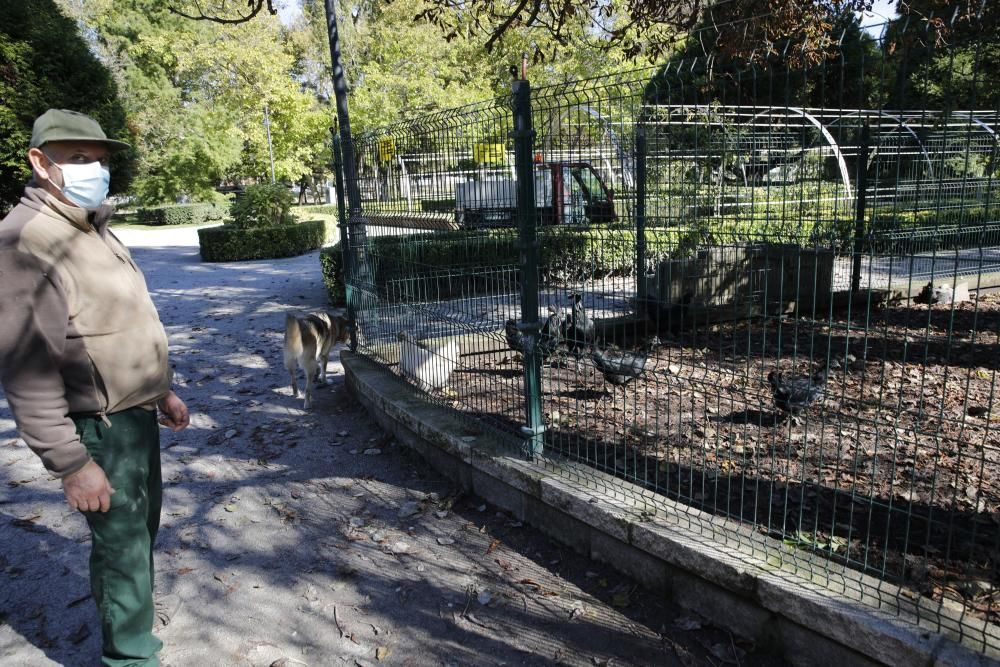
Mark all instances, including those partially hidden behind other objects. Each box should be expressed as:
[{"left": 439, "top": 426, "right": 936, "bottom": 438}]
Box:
[
  {"left": 0, "top": 0, "right": 132, "bottom": 214},
  {"left": 414, "top": 0, "right": 877, "bottom": 65},
  {"left": 63, "top": 0, "right": 335, "bottom": 203},
  {"left": 645, "top": 9, "right": 882, "bottom": 108},
  {"left": 883, "top": 0, "right": 1000, "bottom": 110}
]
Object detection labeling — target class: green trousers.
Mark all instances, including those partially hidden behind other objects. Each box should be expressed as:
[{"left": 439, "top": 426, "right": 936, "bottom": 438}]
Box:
[{"left": 73, "top": 407, "right": 163, "bottom": 667}]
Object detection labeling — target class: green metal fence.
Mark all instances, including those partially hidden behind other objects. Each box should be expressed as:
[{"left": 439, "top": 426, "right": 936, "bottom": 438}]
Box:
[{"left": 336, "top": 17, "right": 1000, "bottom": 655}]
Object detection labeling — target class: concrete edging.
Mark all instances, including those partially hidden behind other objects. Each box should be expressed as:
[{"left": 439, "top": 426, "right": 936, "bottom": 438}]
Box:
[{"left": 342, "top": 350, "right": 998, "bottom": 667}]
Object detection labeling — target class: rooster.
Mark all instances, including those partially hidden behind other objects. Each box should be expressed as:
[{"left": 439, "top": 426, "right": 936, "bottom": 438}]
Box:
[
  {"left": 397, "top": 331, "right": 461, "bottom": 393},
  {"left": 591, "top": 336, "right": 660, "bottom": 389},
  {"left": 561, "top": 293, "right": 595, "bottom": 359},
  {"left": 504, "top": 306, "right": 566, "bottom": 363},
  {"left": 767, "top": 365, "right": 829, "bottom": 417}
]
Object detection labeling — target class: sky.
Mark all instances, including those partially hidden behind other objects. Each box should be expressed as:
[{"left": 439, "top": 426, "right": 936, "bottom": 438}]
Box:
[
  {"left": 859, "top": 0, "right": 900, "bottom": 37},
  {"left": 277, "top": 0, "right": 302, "bottom": 25}
]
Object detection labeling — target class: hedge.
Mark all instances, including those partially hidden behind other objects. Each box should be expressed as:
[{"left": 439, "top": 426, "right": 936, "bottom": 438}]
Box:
[
  {"left": 136, "top": 202, "right": 226, "bottom": 226},
  {"left": 319, "top": 225, "right": 699, "bottom": 306},
  {"left": 199, "top": 219, "right": 326, "bottom": 262}
]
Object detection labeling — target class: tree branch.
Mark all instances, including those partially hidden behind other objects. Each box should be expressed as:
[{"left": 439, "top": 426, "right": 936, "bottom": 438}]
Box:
[
  {"left": 483, "top": 0, "right": 537, "bottom": 50},
  {"left": 168, "top": 0, "right": 278, "bottom": 25}
]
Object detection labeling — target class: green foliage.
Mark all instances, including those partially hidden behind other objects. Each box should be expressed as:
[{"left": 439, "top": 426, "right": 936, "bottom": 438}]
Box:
[
  {"left": 61, "top": 0, "right": 331, "bottom": 203},
  {"left": 135, "top": 202, "right": 226, "bottom": 225},
  {"left": 294, "top": 205, "right": 340, "bottom": 243},
  {"left": 645, "top": 10, "right": 880, "bottom": 109},
  {"left": 320, "top": 244, "right": 346, "bottom": 305},
  {"left": 320, "top": 226, "right": 697, "bottom": 304},
  {"left": 198, "top": 219, "right": 325, "bottom": 261},
  {"left": 0, "top": 0, "right": 132, "bottom": 214},
  {"left": 420, "top": 199, "right": 456, "bottom": 213},
  {"left": 229, "top": 184, "right": 296, "bottom": 229}
]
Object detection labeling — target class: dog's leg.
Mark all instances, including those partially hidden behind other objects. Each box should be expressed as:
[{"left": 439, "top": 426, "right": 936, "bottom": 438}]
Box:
[
  {"left": 285, "top": 314, "right": 303, "bottom": 399},
  {"left": 318, "top": 350, "right": 330, "bottom": 383},
  {"left": 302, "top": 357, "right": 317, "bottom": 409}
]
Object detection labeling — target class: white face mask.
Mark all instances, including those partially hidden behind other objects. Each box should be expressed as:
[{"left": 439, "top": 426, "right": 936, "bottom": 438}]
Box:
[{"left": 44, "top": 153, "right": 111, "bottom": 209}]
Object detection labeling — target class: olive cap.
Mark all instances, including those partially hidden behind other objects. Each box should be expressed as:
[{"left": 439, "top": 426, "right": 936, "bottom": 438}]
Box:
[{"left": 30, "top": 109, "right": 130, "bottom": 152}]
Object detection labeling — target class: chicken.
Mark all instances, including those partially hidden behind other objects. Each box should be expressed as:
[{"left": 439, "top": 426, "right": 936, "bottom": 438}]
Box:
[
  {"left": 504, "top": 306, "right": 566, "bottom": 363},
  {"left": 561, "top": 293, "right": 595, "bottom": 358},
  {"left": 591, "top": 336, "right": 660, "bottom": 387},
  {"left": 767, "top": 365, "right": 828, "bottom": 416},
  {"left": 397, "top": 331, "right": 461, "bottom": 393},
  {"left": 504, "top": 318, "right": 524, "bottom": 354}
]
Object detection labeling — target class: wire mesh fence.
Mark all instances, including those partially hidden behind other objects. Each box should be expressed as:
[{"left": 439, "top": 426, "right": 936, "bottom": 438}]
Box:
[{"left": 336, "top": 17, "right": 1000, "bottom": 654}]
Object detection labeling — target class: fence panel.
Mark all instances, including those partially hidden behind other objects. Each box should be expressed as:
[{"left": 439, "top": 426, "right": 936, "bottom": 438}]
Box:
[{"left": 341, "top": 18, "right": 1000, "bottom": 653}]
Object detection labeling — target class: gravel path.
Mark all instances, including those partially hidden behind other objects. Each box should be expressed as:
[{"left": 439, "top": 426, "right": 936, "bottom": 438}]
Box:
[{"left": 0, "top": 225, "right": 781, "bottom": 666}]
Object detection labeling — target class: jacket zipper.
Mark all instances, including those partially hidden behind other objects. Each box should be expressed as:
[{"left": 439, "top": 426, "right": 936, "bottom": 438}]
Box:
[{"left": 88, "top": 358, "right": 112, "bottom": 427}]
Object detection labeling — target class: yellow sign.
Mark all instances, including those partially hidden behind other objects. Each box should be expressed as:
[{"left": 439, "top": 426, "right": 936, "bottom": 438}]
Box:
[
  {"left": 473, "top": 142, "right": 505, "bottom": 166},
  {"left": 377, "top": 136, "right": 395, "bottom": 163}
]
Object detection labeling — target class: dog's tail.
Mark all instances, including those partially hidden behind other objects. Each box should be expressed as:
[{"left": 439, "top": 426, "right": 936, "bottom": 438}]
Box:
[{"left": 284, "top": 313, "right": 303, "bottom": 371}]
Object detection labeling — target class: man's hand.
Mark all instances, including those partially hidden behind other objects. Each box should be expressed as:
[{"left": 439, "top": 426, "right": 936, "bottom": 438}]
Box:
[
  {"left": 157, "top": 390, "right": 189, "bottom": 432},
  {"left": 63, "top": 460, "right": 115, "bottom": 512}
]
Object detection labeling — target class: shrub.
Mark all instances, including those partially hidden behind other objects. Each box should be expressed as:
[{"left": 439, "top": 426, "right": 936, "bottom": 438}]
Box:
[
  {"left": 319, "top": 226, "right": 699, "bottom": 305},
  {"left": 135, "top": 202, "right": 226, "bottom": 226},
  {"left": 420, "top": 198, "right": 455, "bottom": 213},
  {"left": 229, "top": 184, "right": 296, "bottom": 229},
  {"left": 320, "top": 244, "right": 345, "bottom": 304},
  {"left": 296, "top": 205, "right": 340, "bottom": 243},
  {"left": 199, "top": 219, "right": 325, "bottom": 262}
]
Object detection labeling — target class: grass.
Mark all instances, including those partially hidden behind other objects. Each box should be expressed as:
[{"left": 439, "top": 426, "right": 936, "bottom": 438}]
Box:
[{"left": 108, "top": 211, "right": 223, "bottom": 231}]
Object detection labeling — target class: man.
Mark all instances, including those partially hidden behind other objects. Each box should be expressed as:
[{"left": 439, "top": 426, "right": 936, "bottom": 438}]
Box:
[{"left": 0, "top": 108, "right": 188, "bottom": 666}]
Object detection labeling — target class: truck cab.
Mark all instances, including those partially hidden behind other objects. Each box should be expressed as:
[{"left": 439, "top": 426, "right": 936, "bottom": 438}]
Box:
[{"left": 455, "top": 161, "right": 616, "bottom": 229}]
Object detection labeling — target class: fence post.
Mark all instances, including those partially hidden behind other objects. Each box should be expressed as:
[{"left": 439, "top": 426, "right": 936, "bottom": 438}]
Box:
[
  {"left": 332, "top": 132, "right": 358, "bottom": 351},
  {"left": 851, "top": 120, "right": 871, "bottom": 294},
  {"left": 635, "top": 128, "right": 648, "bottom": 303},
  {"left": 512, "top": 79, "right": 545, "bottom": 459}
]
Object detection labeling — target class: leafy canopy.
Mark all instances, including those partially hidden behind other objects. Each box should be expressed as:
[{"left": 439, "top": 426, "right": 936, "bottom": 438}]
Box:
[{"left": 0, "top": 0, "right": 132, "bottom": 214}]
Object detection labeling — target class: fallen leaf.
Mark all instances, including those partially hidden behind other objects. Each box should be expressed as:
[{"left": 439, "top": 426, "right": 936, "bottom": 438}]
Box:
[
  {"left": 674, "top": 616, "right": 702, "bottom": 631},
  {"left": 375, "top": 646, "right": 391, "bottom": 661}
]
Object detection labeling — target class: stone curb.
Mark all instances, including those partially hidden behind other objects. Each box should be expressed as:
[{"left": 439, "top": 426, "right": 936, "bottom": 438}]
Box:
[{"left": 342, "top": 350, "right": 999, "bottom": 667}]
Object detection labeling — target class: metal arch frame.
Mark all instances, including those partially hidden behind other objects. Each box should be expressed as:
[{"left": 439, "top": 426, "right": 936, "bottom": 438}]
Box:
[
  {"left": 748, "top": 106, "right": 853, "bottom": 200},
  {"left": 948, "top": 110, "right": 1000, "bottom": 170},
  {"left": 827, "top": 109, "right": 936, "bottom": 179}
]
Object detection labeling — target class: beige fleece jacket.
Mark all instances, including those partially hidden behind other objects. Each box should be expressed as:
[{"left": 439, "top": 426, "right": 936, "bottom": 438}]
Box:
[{"left": 0, "top": 186, "right": 171, "bottom": 477}]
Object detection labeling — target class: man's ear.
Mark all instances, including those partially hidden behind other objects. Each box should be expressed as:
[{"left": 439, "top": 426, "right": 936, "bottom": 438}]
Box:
[{"left": 27, "top": 147, "right": 54, "bottom": 182}]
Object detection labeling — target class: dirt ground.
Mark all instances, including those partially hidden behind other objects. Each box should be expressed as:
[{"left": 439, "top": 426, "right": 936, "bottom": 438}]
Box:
[
  {"left": 450, "top": 292, "right": 1000, "bottom": 626},
  {"left": 0, "top": 227, "right": 788, "bottom": 667}
]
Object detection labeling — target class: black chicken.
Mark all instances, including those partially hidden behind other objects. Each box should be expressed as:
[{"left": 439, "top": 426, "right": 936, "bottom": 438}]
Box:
[
  {"left": 561, "top": 293, "right": 595, "bottom": 358},
  {"left": 767, "top": 365, "right": 829, "bottom": 416},
  {"left": 591, "top": 336, "right": 660, "bottom": 388},
  {"left": 504, "top": 307, "right": 565, "bottom": 363}
]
